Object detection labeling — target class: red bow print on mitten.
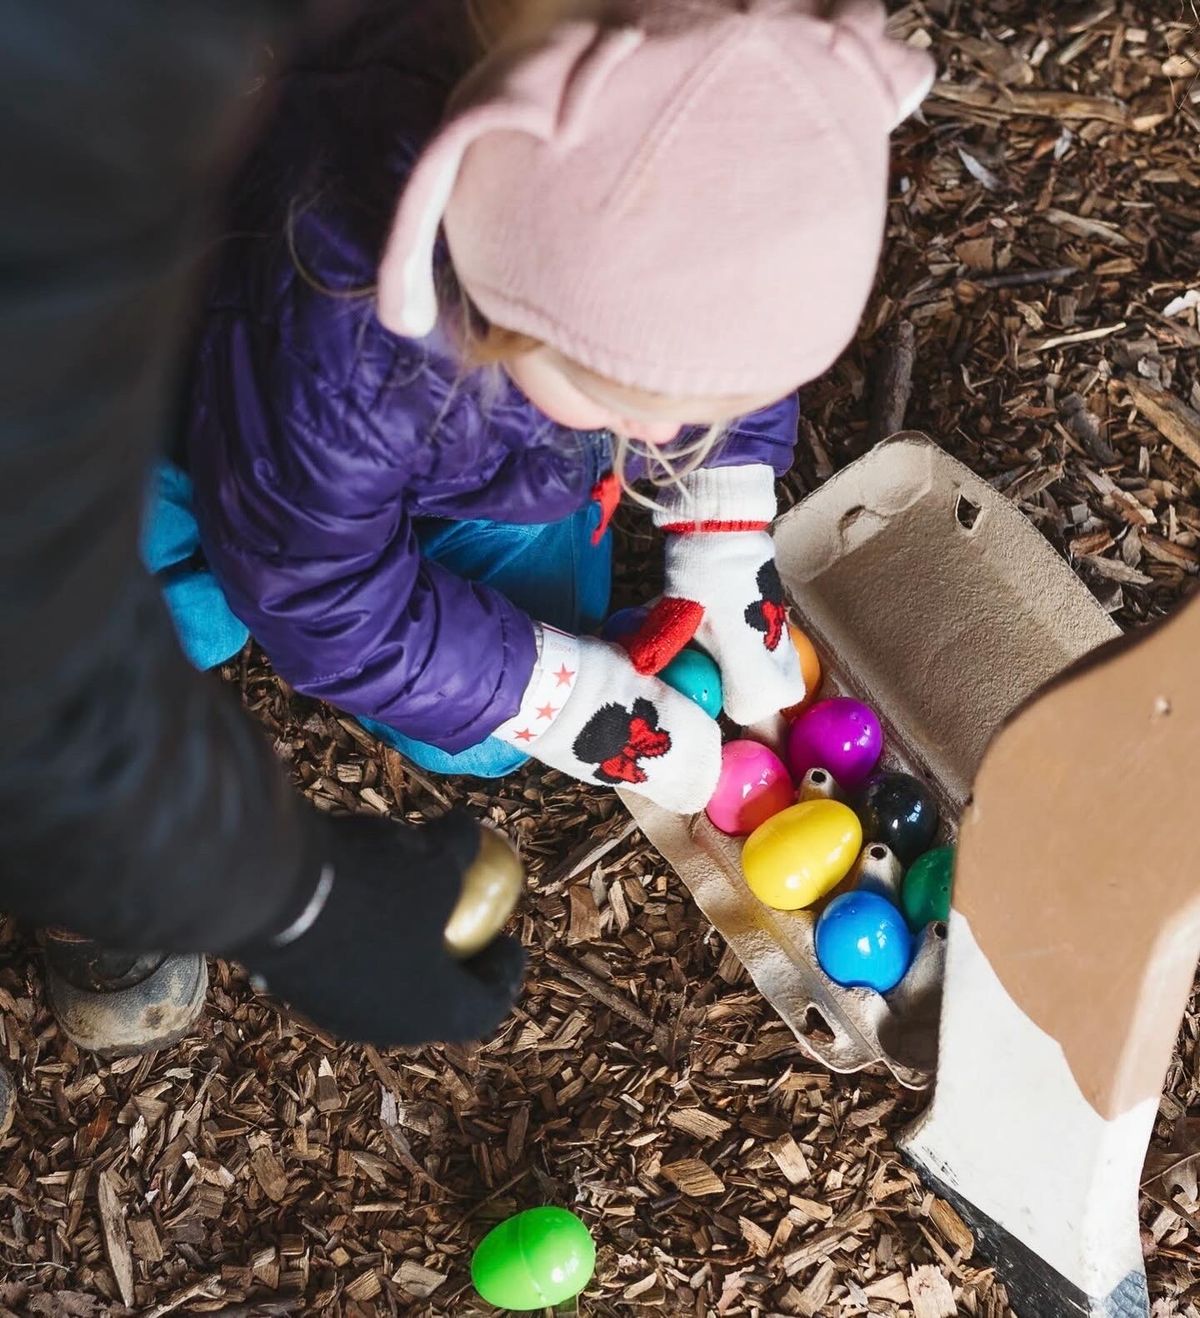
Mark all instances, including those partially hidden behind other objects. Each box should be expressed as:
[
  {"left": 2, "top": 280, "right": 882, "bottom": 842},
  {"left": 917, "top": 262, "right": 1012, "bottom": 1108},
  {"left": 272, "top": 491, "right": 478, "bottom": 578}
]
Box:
[
  {"left": 744, "top": 560, "right": 788, "bottom": 652},
  {"left": 573, "top": 698, "right": 672, "bottom": 785}
]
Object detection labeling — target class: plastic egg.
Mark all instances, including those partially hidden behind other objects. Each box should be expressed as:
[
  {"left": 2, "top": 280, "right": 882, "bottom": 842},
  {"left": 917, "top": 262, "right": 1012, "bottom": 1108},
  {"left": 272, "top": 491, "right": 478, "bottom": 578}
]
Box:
[
  {"left": 661, "top": 648, "right": 723, "bottom": 718},
  {"left": 781, "top": 623, "right": 823, "bottom": 719},
  {"left": 857, "top": 772, "right": 939, "bottom": 865},
  {"left": 742, "top": 799, "right": 862, "bottom": 910},
  {"left": 786, "top": 697, "right": 883, "bottom": 791},
  {"left": 815, "top": 891, "right": 913, "bottom": 992},
  {"left": 601, "top": 605, "right": 650, "bottom": 642},
  {"left": 901, "top": 845, "right": 955, "bottom": 929},
  {"left": 471, "top": 1206, "right": 596, "bottom": 1311},
  {"left": 706, "top": 740, "right": 794, "bottom": 836}
]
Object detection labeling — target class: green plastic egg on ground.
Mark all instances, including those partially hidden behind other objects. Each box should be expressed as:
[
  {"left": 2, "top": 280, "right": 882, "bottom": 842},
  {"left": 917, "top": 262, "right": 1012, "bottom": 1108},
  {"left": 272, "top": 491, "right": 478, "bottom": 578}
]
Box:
[
  {"left": 742, "top": 799, "right": 862, "bottom": 909},
  {"left": 660, "top": 647, "right": 723, "bottom": 718},
  {"left": 901, "top": 845, "right": 955, "bottom": 929},
  {"left": 471, "top": 1206, "right": 595, "bottom": 1311}
]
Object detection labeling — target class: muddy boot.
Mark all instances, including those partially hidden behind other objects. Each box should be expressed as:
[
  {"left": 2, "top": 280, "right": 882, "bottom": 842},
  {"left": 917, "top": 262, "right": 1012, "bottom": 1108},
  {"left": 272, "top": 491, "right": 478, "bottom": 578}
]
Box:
[{"left": 43, "top": 931, "right": 208, "bottom": 1056}]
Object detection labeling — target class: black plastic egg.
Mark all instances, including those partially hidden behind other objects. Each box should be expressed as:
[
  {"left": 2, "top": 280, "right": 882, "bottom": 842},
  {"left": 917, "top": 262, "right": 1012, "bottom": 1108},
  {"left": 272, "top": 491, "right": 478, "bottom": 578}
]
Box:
[{"left": 857, "top": 772, "right": 939, "bottom": 865}]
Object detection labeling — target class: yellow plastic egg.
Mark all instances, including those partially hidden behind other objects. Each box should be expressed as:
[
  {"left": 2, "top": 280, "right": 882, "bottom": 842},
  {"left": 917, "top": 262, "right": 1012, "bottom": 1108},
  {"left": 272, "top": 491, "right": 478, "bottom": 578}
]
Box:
[{"left": 742, "top": 800, "right": 862, "bottom": 910}]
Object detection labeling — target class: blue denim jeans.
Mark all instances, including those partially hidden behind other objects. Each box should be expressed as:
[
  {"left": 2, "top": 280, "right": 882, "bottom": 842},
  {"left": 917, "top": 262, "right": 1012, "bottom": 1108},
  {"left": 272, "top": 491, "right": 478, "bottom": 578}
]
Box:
[
  {"left": 360, "top": 503, "right": 612, "bottom": 777},
  {"left": 144, "top": 462, "right": 612, "bottom": 779}
]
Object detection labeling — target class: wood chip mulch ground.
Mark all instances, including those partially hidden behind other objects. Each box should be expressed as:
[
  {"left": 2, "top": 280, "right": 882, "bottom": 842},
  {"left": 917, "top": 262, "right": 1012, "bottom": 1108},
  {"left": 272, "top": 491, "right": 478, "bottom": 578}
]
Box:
[{"left": 2, "top": 2, "right": 1199, "bottom": 1314}]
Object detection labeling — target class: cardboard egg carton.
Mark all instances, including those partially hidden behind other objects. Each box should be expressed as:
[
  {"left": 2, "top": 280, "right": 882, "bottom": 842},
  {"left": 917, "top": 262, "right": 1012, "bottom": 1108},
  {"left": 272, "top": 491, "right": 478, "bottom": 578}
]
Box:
[{"left": 623, "top": 433, "right": 1119, "bottom": 1088}]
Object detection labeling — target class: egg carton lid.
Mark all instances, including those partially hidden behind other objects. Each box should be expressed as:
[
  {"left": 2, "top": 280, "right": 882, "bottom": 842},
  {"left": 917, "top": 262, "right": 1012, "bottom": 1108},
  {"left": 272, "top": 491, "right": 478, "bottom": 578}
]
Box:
[{"left": 622, "top": 432, "right": 1120, "bottom": 1087}]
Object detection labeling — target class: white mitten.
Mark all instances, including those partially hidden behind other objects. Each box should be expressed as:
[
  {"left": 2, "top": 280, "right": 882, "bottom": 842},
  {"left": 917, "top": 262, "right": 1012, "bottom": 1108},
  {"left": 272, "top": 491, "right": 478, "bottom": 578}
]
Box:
[
  {"left": 636, "top": 464, "right": 805, "bottom": 726},
  {"left": 495, "top": 625, "right": 720, "bottom": 814}
]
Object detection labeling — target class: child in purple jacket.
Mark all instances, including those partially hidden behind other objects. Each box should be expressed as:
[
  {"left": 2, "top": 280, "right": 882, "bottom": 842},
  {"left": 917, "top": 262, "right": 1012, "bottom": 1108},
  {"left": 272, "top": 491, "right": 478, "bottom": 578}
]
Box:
[{"left": 183, "top": 0, "right": 932, "bottom": 813}]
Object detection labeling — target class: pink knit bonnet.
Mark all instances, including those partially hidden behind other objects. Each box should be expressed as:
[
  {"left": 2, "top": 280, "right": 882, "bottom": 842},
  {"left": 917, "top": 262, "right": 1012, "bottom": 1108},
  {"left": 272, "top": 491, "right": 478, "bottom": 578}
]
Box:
[{"left": 377, "top": 0, "right": 934, "bottom": 400}]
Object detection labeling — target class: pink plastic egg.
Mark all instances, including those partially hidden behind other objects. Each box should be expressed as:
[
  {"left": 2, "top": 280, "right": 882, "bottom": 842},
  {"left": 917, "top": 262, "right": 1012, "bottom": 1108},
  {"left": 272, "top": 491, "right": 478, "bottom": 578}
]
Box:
[
  {"left": 706, "top": 740, "right": 795, "bottom": 836},
  {"left": 786, "top": 697, "right": 883, "bottom": 792}
]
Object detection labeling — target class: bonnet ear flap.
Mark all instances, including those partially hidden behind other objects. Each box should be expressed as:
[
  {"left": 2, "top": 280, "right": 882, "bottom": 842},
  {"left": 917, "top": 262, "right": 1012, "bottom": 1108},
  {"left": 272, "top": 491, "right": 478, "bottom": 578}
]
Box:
[
  {"left": 377, "top": 22, "right": 642, "bottom": 339},
  {"left": 828, "top": 0, "right": 935, "bottom": 128}
]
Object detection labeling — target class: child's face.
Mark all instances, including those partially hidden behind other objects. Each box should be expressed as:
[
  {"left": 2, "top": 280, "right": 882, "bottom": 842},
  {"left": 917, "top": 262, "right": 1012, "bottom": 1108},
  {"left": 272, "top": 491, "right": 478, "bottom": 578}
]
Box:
[{"left": 504, "top": 345, "right": 781, "bottom": 445}]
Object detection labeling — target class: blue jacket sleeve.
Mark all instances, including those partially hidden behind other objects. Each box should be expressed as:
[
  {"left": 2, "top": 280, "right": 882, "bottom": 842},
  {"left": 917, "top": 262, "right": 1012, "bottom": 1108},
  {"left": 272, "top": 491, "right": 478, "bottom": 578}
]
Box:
[{"left": 189, "top": 323, "right": 538, "bottom": 753}]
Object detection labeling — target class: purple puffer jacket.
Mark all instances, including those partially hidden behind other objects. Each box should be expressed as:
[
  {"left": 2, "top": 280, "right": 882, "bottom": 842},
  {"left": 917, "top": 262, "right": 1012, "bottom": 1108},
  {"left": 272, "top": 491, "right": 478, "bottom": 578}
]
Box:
[{"left": 187, "top": 0, "right": 800, "bottom": 753}]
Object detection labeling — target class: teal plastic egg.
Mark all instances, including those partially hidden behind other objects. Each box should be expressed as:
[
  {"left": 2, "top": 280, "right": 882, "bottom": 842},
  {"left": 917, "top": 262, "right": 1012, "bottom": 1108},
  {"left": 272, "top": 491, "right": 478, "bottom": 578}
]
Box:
[
  {"left": 661, "top": 648, "right": 723, "bottom": 718},
  {"left": 471, "top": 1206, "right": 595, "bottom": 1311}
]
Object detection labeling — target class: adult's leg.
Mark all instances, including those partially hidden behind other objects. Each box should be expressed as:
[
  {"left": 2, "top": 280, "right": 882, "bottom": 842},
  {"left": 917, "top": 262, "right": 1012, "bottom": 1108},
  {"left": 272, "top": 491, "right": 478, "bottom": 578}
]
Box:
[{"left": 0, "top": 3, "right": 524, "bottom": 1061}]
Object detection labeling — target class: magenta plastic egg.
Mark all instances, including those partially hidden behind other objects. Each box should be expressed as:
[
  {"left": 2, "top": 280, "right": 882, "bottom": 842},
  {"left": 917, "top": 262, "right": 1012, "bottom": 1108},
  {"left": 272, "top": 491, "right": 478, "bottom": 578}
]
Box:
[
  {"left": 786, "top": 697, "right": 883, "bottom": 792},
  {"left": 706, "top": 740, "right": 794, "bottom": 836}
]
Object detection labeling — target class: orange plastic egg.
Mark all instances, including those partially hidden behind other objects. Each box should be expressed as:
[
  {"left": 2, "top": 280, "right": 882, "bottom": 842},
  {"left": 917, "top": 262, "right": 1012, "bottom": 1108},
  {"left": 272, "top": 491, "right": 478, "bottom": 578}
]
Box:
[{"left": 781, "top": 623, "right": 823, "bottom": 720}]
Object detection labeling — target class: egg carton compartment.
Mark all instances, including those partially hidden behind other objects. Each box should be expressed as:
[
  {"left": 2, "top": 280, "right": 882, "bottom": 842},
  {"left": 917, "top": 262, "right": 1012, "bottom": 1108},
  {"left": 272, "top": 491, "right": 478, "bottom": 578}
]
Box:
[{"left": 623, "top": 433, "right": 1119, "bottom": 1089}]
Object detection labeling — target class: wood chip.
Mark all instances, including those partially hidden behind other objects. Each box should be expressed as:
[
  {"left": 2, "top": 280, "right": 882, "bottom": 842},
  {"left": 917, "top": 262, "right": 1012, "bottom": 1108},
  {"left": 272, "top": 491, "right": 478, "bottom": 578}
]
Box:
[
  {"left": 567, "top": 883, "right": 603, "bottom": 943},
  {"left": 1043, "top": 207, "right": 1134, "bottom": 248},
  {"left": 796, "top": 1260, "right": 836, "bottom": 1315},
  {"left": 392, "top": 1260, "right": 448, "bottom": 1299},
  {"left": 1082, "top": 553, "right": 1154, "bottom": 585},
  {"left": 660, "top": 1158, "right": 726, "bottom": 1198},
  {"left": 929, "top": 1197, "right": 975, "bottom": 1255},
  {"left": 344, "top": 1270, "right": 382, "bottom": 1302},
  {"left": 738, "top": 1216, "right": 773, "bottom": 1257},
  {"left": 783, "top": 1210, "right": 875, "bottom": 1275},
  {"left": 544, "top": 951, "right": 670, "bottom": 1052},
  {"left": 143, "top": 1276, "right": 223, "bottom": 1318},
  {"left": 247, "top": 1134, "right": 288, "bottom": 1203},
  {"left": 907, "top": 1264, "right": 958, "bottom": 1318},
  {"left": 1125, "top": 379, "right": 1200, "bottom": 470},
  {"left": 866, "top": 1271, "right": 913, "bottom": 1301},
  {"left": 1029, "top": 321, "right": 1127, "bottom": 351},
  {"left": 767, "top": 1134, "right": 811, "bottom": 1186},
  {"left": 789, "top": 1196, "right": 835, "bottom": 1224},
  {"left": 315, "top": 1057, "right": 341, "bottom": 1113},
  {"left": 928, "top": 83, "right": 1131, "bottom": 126},
  {"left": 666, "top": 1108, "right": 731, "bottom": 1141},
  {"left": 96, "top": 1170, "right": 135, "bottom": 1308},
  {"left": 129, "top": 1216, "right": 164, "bottom": 1264}
]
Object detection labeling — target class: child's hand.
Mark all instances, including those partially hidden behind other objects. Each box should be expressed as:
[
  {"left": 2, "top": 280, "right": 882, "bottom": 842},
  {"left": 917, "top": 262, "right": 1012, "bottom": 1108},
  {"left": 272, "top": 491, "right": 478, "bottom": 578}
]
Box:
[
  {"left": 649, "top": 465, "right": 806, "bottom": 725},
  {"left": 495, "top": 627, "right": 720, "bottom": 814},
  {"left": 239, "top": 811, "right": 525, "bottom": 1047}
]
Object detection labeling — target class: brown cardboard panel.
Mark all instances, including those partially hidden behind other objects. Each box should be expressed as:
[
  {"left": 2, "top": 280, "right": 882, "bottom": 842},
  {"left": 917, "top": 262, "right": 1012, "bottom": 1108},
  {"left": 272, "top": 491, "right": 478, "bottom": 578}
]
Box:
[
  {"left": 955, "top": 590, "right": 1200, "bottom": 1117},
  {"left": 625, "top": 434, "right": 1121, "bottom": 1085}
]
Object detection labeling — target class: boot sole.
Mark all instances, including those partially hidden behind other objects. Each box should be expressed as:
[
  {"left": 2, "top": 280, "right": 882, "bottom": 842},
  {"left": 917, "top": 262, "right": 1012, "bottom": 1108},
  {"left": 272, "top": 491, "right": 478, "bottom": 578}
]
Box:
[{"left": 47, "top": 953, "right": 209, "bottom": 1057}]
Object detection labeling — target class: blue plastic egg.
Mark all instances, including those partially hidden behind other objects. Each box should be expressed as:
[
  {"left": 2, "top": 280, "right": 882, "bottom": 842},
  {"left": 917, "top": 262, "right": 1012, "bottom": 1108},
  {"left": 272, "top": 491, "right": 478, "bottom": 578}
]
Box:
[
  {"left": 660, "top": 648, "right": 723, "bottom": 718},
  {"left": 815, "top": 891, "right": 913, "bottom": 993},
  {"left": 601, "top": 606, "right": 651, "bottom": 642}
]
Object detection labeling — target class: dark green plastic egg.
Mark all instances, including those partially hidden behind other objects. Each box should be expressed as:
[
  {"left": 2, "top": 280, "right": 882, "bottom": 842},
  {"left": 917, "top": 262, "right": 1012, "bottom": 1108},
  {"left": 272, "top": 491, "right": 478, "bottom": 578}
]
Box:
[{"left": 901, "top": 845, "right": 955, "bottom": 929}]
